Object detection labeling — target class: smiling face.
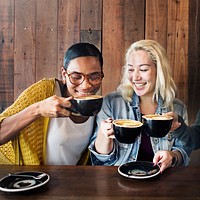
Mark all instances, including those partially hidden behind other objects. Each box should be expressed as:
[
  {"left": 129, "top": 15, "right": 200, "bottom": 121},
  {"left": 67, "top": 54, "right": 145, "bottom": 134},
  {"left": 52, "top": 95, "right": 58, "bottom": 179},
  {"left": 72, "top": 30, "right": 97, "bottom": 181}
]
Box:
[
  {"left": 127, "top": 50, "right": 156, "bottom": 98},
  {"left": 62, "top": 56, "right": 102, "bottom": 97}
]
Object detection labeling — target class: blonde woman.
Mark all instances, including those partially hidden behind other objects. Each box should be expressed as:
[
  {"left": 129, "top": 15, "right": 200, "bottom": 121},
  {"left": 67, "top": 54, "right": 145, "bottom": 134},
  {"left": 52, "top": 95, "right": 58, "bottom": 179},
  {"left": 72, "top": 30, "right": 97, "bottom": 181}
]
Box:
[{"left": 89, "top": 40, "right": 190, "bottom": 172}]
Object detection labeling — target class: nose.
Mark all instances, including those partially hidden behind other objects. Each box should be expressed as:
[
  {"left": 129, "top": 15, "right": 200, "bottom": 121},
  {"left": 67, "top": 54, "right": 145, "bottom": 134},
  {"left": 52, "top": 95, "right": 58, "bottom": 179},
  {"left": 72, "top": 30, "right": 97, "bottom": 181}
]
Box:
[
  {"left": 131, "top": 70, "right": 141, "bottom": 81},
  {"left": 79, "top": 76, "right": 92, "bottom": 88}
]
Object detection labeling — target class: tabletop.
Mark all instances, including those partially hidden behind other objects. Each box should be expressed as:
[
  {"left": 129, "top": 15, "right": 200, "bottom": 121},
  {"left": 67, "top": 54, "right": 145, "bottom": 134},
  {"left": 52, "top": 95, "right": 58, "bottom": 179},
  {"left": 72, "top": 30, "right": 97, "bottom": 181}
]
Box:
[{"left": 0, "top": 165, "right": 200, "bottom": 200}]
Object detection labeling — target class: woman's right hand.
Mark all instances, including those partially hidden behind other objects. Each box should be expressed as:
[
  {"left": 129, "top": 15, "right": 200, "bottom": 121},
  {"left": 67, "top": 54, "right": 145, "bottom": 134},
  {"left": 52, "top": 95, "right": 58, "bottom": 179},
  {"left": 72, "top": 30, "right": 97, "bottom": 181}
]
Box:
[
  {"left": 94, "top": 118, "right": 115, "bottom": 154},
  {"left": 100, "top": 118, "right": 115, "bottom": 139},
  {"left": 38, "top": 95, "right": 73, "bottom": 118}
]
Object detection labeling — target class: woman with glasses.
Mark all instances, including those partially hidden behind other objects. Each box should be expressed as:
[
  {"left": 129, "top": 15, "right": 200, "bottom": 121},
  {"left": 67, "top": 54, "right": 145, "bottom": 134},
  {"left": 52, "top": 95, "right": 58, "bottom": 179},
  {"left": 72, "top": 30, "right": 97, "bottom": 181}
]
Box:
[
  {"left": 89, "top": 40, "right": 191, "bottom": 173},
  {"left": 0, "top": 43, "right": 104, "bottom": 165}
]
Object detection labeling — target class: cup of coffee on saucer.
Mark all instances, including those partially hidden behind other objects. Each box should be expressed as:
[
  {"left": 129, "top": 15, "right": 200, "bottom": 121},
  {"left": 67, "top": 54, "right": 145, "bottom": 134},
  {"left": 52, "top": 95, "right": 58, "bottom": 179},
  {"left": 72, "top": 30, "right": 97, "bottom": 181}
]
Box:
[
  {"left": 113, "top": 119, "right": 143, "bottom": 144},
  {"left": 142, "top": 114, "right": 173, "bottom": 138},
  {"left": 70, "top": 95, "right": 103, "bottom": 116}
]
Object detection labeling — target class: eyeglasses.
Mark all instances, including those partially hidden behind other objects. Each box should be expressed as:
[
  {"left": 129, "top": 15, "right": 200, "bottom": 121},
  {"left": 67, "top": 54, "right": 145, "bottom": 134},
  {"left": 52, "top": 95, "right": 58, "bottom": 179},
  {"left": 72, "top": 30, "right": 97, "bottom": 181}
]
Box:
[{"left": 66, "top": 70, "right": 104, "bottom": 86}]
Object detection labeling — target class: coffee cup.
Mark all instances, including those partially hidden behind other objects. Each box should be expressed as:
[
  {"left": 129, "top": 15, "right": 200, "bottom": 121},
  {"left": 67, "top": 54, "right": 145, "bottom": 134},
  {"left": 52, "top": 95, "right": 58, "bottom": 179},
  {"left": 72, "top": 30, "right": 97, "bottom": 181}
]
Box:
[
  {"left": 113, "top": 119, "right": 143, "bottom": 143},
  {"left": 70, "top": 95, "right": 103, "bottom": 116},
  {"left": 142, "top": 114, "right": 173, "bottom": 137}
]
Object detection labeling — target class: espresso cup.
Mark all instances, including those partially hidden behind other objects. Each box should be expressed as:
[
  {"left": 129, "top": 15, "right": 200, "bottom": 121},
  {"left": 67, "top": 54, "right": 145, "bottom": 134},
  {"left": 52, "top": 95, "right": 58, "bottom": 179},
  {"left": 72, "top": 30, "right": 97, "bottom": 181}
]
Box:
[
  {"left": 142, "top": 114, "right": 173, "bottom": 138},
  {"left": 70, "top": 95, "right": 103, "bottom": 116},
  {"left": 113, "top": 119, "right": 143, "bottom": 143}
]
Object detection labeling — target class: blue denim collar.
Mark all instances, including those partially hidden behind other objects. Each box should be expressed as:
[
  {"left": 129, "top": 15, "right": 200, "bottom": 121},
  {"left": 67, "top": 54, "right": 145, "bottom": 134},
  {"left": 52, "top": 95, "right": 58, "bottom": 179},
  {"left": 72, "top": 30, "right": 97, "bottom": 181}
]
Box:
[{"left": 130, "top": 92, "right": 169, "bottom": 119}]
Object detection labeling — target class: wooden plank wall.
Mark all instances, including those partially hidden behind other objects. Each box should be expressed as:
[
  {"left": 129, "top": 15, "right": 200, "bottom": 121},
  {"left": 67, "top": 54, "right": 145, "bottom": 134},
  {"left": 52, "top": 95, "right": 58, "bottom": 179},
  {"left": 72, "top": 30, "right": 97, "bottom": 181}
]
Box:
[
  {"left": 0, "top": 1, "right": 199, "bottom": 124},
  {"left": 0, "top": 0, "right": 14, "bottom": 113}
]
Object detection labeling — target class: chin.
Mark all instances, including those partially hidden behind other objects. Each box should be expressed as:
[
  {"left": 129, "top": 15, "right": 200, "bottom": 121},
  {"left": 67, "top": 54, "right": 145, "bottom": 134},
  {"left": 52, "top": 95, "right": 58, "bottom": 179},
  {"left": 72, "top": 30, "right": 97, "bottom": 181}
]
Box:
[{"left": 134, "top": 90, "right": 146, "bottom": 97}]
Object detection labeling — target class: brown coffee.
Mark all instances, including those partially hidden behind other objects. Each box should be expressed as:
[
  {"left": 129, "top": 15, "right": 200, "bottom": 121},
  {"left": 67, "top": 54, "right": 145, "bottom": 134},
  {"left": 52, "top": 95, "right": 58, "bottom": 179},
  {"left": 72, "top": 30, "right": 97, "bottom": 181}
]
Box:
[
  {"left": 74, "top": 95, "right": 103, "bottom": 100},
  {"left": 142, "top": 114, "right": 172, "bottom": 120},
  {"left": 113, "top": 119, "right": 143, "bottom": 128}
]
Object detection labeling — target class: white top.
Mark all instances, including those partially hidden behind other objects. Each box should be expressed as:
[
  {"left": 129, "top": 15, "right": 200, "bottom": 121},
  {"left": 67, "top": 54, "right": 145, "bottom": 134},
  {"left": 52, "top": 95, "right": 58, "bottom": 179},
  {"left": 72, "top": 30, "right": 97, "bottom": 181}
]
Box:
[{"left": 45, "top": 81, "right": 94, "bottom": 165}]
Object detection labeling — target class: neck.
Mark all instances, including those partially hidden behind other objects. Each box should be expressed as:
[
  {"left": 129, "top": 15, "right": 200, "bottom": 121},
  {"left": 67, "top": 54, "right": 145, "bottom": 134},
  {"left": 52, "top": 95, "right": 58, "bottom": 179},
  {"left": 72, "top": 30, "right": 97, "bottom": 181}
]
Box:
[{"left": 140, "top": 95, "right": 157, "bottom": 115}]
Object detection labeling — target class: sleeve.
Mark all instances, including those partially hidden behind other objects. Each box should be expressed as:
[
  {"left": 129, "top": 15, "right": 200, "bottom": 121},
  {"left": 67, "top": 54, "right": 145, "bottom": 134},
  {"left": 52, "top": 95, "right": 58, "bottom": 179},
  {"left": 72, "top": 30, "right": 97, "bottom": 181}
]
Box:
[
  {"left": 173, "top": 110, "right": 200, "bottom": 150},
  {"left": 88, "top": 94, "right": 118, "bottom": 165},
  {"left": 0, "top": 78, "right": 55, "bottom": 165},
  {"left": 172, "top": 100, "right": 192, "bottom": 166}
]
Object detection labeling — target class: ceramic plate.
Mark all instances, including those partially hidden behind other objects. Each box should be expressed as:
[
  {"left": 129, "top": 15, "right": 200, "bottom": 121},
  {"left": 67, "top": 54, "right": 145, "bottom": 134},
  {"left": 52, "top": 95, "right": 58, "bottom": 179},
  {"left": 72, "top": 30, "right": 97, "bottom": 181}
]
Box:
[
  {"left": 0, "top": 171, "right": 50, "bottom": 192},
  {"left": 118, "top": 161, "right": 160, "bottom": 179}
]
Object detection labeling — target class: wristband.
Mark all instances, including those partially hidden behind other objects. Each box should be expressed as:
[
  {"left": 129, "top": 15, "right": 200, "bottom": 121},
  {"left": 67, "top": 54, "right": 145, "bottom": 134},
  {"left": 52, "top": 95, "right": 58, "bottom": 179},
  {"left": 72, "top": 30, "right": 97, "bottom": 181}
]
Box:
[{"left": 171, "top": 152, "right": 178, "bottom": 167}]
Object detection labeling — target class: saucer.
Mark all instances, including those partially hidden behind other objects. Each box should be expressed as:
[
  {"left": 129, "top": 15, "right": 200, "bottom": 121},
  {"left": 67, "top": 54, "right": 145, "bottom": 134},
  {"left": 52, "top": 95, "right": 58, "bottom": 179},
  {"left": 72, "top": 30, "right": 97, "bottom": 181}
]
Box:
[
  {"left": 0, "top": 171, "right": 50, "bottom": 192},
  {"left": 118, "top": 161, "right": 160, "bottom": 179}
]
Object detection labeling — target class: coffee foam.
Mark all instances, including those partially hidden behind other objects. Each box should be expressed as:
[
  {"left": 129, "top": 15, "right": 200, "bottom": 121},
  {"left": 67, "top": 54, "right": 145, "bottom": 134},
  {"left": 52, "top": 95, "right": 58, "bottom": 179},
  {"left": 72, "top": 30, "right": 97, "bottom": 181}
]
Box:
[
  {"left": 74, "top": 95, "right": 103, "bottom": 100},
  {"left": 142, "top": 115, "right": 173, "bottom": 120},
  {"left": 113, "top": 120, "right": 143, "bottom": 127}
]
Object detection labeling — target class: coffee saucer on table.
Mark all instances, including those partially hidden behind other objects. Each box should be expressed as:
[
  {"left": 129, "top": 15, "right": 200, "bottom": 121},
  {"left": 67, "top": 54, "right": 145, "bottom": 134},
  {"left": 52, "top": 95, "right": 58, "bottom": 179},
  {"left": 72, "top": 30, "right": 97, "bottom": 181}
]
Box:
[
  {"left": 0, "top": 171, "right": 50, "bottom": 192},
  {"left": 118, "top": 161, "right": 160, "bottom": 179}
]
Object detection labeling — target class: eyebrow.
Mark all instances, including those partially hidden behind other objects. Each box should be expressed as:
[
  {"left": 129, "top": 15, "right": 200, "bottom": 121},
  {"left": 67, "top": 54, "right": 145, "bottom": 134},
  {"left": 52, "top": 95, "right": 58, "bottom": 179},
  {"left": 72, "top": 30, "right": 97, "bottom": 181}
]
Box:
[{"left": 127, "top": 63, "right": 151, "bottom": 67}]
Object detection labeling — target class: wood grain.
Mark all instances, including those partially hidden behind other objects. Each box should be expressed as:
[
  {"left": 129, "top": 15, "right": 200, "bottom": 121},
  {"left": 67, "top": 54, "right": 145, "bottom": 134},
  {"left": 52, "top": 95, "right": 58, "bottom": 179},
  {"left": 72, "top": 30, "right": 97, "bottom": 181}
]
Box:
[
  {"left": 35, "top": 0, "right": 58, "bottom": 81},
  {"left": 14, "top": 0, "right": 36, "bottom": 98},
  {"left": 167, "top": 0, "right": 189, "bottom": 107},
  {"left": 0, "top": 0, "right": 14, "bottom": 111},
  {"left": 145, "top": 0, "right": 168, "bottom": 48},
  {"left": 188, "top": 0, "right": 200, "bottom": 123},
  {"left": 57, "top": 0, "right": 81, "bottom": 78}
]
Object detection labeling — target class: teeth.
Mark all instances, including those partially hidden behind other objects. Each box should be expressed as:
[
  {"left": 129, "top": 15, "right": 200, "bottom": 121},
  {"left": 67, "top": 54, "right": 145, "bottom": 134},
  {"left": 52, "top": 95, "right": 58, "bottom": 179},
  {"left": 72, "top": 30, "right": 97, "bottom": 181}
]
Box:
[
  {"left": 78, "top": 92, "right": 92, "bottom": 95},
  {"left": 135, "top": 83, "right": 145, "bottom": 87}
]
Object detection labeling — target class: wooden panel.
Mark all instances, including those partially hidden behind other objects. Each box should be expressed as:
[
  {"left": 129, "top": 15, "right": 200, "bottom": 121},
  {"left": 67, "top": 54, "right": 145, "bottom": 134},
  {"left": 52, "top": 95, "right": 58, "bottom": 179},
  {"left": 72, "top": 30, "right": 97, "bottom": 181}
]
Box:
[
  {"left": 57, "top": 0, "right": 81, "bottom": 78},
  {"left": 0, "top": 0, "right": 14, "bottom": 111},
  {"left": 145, "top": 0, "right": 168, "bottom": 48},
  {"left": 124, "top": 0, "right": 145, "bottom": 50},
  {"left": 188, "top": 0, "right": 200, "bottom": 123},
  {"left": 102, "top": 0, "right": 124, "bottom": 95},
  {"left": 35, "top": 0, "right": 58, "bottom": 81},
  {"left": 81, "top": 0, "right": 102, "bottom": 30},
  {"left": 14, "top": 0, "right": 36, "bottom": 98},
  {"left": 102, "top": 0, "right": 145, "bottom": 96},
  {"left": 80, "top": 0, "right": 102, "bottom": 48},
  {"left": 80, "top": 30, "right": 101, "bottom": 49},
  {"left": 167, "top": 0, "right": 189, "bottom": 107}
]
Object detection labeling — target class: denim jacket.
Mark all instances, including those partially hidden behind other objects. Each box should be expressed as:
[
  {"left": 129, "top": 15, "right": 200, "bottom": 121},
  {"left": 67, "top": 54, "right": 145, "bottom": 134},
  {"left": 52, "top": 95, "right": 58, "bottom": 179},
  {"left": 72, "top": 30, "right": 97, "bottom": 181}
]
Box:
[{"left": 89, "top": 91, "right": 191, "bottom": 166}]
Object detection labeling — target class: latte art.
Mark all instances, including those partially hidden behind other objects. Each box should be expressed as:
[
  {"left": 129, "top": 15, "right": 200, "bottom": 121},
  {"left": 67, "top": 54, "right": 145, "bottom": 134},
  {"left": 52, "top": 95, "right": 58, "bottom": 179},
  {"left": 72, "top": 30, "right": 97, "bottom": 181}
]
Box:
[{"left": 113, "top": 120, "right": 143, "bottom": 128}]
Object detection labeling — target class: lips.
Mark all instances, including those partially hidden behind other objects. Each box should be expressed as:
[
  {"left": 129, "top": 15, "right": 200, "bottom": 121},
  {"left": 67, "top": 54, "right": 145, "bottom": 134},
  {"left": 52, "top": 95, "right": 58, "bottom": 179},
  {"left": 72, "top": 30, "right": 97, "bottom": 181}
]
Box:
[
  {"left": 75, "top": 90, "right": 93, "bottom": 96},
  {"left": 134, "top": 82, "right": 147, "bottom": 89}
]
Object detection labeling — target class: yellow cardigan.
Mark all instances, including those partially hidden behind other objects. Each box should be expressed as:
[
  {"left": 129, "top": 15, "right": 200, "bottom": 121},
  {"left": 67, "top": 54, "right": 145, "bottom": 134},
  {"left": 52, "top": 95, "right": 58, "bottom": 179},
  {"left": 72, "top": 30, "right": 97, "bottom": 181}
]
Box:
[{"left": 0, "top": 78, "right": 89, "bottom": 165}]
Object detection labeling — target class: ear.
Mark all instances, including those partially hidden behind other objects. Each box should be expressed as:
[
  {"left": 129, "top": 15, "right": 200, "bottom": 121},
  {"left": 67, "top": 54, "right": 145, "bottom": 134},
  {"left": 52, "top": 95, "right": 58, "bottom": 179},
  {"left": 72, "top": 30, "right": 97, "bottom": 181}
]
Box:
[{"left": 61, "top": 67, "right": 67, "bottom": 80}]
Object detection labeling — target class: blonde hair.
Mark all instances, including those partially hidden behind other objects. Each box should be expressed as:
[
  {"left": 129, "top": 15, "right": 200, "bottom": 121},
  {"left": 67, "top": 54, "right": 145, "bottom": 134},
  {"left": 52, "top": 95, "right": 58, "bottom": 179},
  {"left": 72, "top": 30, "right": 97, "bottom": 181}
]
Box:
[{"left": 117, "top": 39, "right": 177, "bottom": 108}]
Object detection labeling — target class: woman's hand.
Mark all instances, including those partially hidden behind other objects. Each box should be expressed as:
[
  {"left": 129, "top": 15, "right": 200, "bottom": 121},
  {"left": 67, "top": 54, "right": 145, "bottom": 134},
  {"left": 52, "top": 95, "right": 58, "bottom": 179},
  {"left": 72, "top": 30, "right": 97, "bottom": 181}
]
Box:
[
  {"left": 165, "top": 112, "right": 181, "bottom": 131},
  {"left": 100, "top": 118, "right": 115, "bottom": 139},
  {"left": 94, "top": 118, "right": 115, "bottom": 154},
  {"left": 153, "top": 150, "right": 177, "bottom": 173},
  {"left": 38, "top": 95, "right": 73, "bottom": 118}
]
